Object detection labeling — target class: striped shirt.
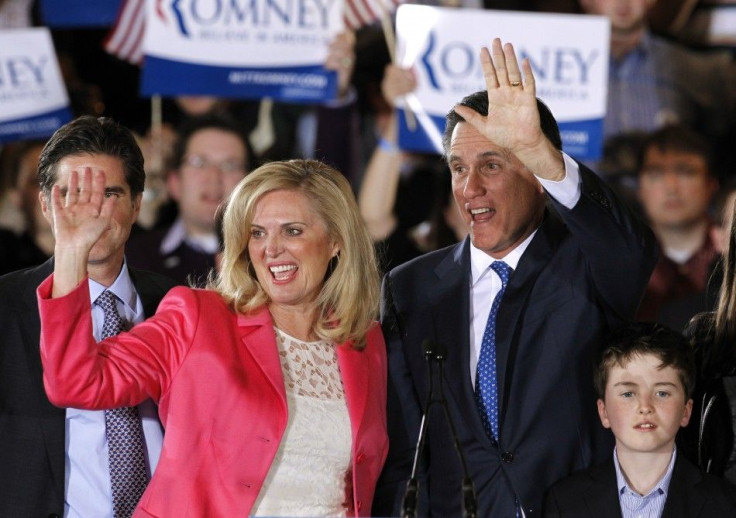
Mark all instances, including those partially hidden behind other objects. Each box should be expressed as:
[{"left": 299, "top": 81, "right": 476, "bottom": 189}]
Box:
[{"left": 614, "top": 447, "right": 676, "bottom": 518}]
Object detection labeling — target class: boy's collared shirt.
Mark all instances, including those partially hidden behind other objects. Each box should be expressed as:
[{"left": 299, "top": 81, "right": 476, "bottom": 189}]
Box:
[{"left": 613, "top": 446, "right": 677, "bottom": 518}]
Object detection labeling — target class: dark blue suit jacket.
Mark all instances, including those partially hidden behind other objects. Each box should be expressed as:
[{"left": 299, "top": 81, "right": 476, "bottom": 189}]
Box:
[
  {"left": 374, "top": 164, "right": 658, "bottom": 517},
  {"left": 543, "top": 454, "right": 736, "bottom": 517},
  {"left": 0, "top": 259, "right": 177, "bottom": 518}
]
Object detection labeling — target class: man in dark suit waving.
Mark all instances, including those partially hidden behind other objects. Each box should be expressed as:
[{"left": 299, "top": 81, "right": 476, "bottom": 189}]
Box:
[
  {"left": 374, "top": 38, "right": 658, "bottom": 516},
  {"left": 0, "top": 116, "right": 177, "bottom": 517}
]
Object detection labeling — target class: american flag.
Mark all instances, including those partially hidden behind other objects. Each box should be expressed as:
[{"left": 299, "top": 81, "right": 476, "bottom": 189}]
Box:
[
  {"left": 344, "top": 0, "right": 402, "bottom": 30},
  {"left": 104, "top": 0, "right": 401, "bottom": 65},
  {"left": 103, "top": 0, "right": 146, "bottom": 65}
]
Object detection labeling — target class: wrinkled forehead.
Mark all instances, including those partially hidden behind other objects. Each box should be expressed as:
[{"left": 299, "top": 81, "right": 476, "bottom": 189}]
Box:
[{"left": 448, "top": 122, "right": 516, "bottom": 165}]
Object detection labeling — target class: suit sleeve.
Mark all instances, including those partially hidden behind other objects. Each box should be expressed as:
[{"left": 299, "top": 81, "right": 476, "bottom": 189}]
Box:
[
  {"left": 38, "top": 274, "right": 196, "bottom": 409},
  {"left": 547, "top": 162, "right": 658, "bottom": 321}
]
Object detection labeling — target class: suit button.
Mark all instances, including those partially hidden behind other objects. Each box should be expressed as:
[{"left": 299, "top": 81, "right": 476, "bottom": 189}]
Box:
[
  {"left": 356, "top": 453, "right": 366, "bottom": 464},
  {"left": 501, "top": 451, "right": 514, "bottom": 463}
]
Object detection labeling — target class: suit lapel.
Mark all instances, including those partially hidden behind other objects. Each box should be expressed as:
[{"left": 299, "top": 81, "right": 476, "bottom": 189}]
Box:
[
  {"left": 495, "top": 208, "right": 567, "bottom": 426},
  {"left": 429, "top": 240, "right": 491, "bottom": 441},
  {"left": 128, "top": 268, "right": 170, "bottom": 317},
  {"left": 581, "top": 460, "right": 624, "bottom": 518},
  {"left": 662, "top": 455, "right": 706, "bottom": 518},
  {"left": 237, "top": 308, "right": 287, "bottom": 409},
  {"left": 338, "top": 341, "right": 370, "bottom": 443}
]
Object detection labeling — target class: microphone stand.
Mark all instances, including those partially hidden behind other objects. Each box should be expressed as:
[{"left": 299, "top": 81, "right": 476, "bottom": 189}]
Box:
[
  {"left": 400, "top": 340, "right": 434, "bottom": 518},
  {"left": 434, "top": 342, "right": 478, "bottom": 518},
  {"left": 400, "top": 340, "right": 478, "bottom": 518}
]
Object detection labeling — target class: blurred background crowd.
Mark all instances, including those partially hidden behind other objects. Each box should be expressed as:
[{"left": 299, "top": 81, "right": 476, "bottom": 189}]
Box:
[{"left": 1, "top": 0, "right": 735, "bottom": 333}]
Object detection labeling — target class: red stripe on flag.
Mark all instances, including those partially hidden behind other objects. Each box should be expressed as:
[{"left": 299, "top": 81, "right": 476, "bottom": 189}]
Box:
[
  {"left": 103, "top": 0, "right": 146, "bottom": 65},
  {"left": 344, "top": 0, "right": 401, "bottom": 30}
]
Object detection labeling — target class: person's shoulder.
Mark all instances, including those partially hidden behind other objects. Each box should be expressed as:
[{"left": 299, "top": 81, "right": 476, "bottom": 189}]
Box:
[
  {"left": 388, "top": 242, "right": 464, "bottom": 280},
  {"left": 544, "top": 459, "right": 615, "bottom": 516},
  {"left": 650, "top": 35, "right": 733, "bottom": 73},
  {"left": 129, "top": 267, "right": 180, "bottom": 294},
  {"left": 0, "top": 259, "right": 52, "bottom": 293},
  {"left": 548, "top": 459, "right": 612, "bottom": 494},
  {"left": 676, "top": 455, "right": 736, "bottom": 508}
]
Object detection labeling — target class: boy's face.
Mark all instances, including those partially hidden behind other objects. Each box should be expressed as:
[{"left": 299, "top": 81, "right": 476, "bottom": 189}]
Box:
[{"left": 597, "top": 353, "right": 692, "bottom": 456}]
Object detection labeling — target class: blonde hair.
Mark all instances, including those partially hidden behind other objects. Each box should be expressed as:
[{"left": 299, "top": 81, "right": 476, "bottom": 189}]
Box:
[
  {"left": 716, "top": 201, "right": 736, "bottom": 342},
  {"left": 211, "top": 159, "right": 379, "bottom": 349}
]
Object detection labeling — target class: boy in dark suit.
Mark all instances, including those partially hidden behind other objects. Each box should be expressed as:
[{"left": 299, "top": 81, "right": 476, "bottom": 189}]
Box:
[{"left": 544, "top": 322, "right": 736, "bottom": 517}]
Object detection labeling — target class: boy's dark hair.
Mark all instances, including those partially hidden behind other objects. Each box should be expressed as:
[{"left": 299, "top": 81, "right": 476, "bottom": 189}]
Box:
[
  {"left": 170, "top": 113, "right": 251, "bottom": 173},
  {"left": 636, "top": 124, "right": 714, "bottom": 178},
  {"left": 593, "top": 322, "right": 695, "bottom": 400},
  {"left": 443, "top": 90, "right": 562, "bottom": 156},
  {"left": 38, "top": 116, "right": 145, "bottom": 197}
]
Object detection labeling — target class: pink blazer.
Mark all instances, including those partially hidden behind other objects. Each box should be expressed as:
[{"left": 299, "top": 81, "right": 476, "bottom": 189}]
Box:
[{"left": 38, "top": 276, "right": 388, "bottom": 517}]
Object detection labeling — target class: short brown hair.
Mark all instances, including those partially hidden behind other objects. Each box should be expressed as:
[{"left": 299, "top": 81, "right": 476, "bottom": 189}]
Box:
[{"left": 593, "top": 322, "right": 695, "bottom": 400}]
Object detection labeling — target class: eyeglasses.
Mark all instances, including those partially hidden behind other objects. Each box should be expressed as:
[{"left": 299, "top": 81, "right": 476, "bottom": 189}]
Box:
[{"left": 182, "top": 154, "right": 246, "bottom": 175}]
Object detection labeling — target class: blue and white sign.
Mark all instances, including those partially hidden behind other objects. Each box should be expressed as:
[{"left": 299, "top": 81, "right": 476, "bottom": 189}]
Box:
[
  {"left": 141, "top": 0, "right": 344, "bottom": 102},
  {"left": 40, "top": 0, "right": 122, "bottom": 28},
  {"left": 395, "top": 6, "right": 610, "bottom": 160},
  {"left": 0, "top": 29, "right": 72, "bottom": 144}
]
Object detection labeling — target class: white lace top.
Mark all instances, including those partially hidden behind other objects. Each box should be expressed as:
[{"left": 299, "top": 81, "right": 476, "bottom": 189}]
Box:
[{"left": 251, "top": 328, "right": 352, "bottom": 517}]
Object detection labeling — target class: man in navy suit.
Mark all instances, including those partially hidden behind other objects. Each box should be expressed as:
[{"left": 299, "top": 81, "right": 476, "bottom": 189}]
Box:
[{"left": 373, "top": 39, "right": 658, "bottom": 516}]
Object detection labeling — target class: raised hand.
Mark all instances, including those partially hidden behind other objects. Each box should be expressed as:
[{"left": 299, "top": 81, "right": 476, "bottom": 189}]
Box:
[
  {"left": 381, "top": 64, "right": 417, "bottom": 105},
  {"left": 51, "top": 168, "right": 114, "bottom": 251},
  {"left": 50, "top": 168, "right": 115, "bottom": 296},
  {"left": 454, "top": 38, "right": 564, "bottom": 180}
]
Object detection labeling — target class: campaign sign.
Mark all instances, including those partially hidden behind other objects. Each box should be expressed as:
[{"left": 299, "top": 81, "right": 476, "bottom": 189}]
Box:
[
  {"left": 395, "top": 6, "right": 610, "bottom": 160},
  {"left": 0, "top": 29, "right": 71, "bottom": 143},
  {"left": 40, "top": 0, "right": 122, "bottom": 27},
  {"left": 141, "top": 0, "right": 343, "bottom": 102}
]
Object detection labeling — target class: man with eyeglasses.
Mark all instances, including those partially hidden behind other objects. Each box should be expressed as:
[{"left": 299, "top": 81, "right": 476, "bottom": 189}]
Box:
[
  {"left": 126, "top": 114, "right": 250, "bottom": 285},
  {"left": 635, "top": 124, "right": 720, "bottom": 331}
]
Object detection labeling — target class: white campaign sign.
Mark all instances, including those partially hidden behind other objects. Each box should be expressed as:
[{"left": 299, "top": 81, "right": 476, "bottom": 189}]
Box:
[
  {"left": 395, "top": 6, "right": 610, "bottom": 160},
  {"left": 141, "top": 0, "right": 345, "bottom": 102},
  {"left": 0, "top": 28, "right": 71, "bottom": 143}
]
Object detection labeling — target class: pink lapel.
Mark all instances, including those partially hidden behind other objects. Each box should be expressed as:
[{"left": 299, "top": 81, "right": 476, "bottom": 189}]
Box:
[
  {"left": 337, "top": 341, "right": 370, "bottom": 441},
  {"left": 236, "top": 307, "right": 287, "bottom": 406}
]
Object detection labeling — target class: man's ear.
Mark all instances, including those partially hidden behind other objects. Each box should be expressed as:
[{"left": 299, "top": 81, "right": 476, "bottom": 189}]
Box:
[
  {"left": 38, "top": 191, "right": 53, "bottom": 226},
  {"left": 597, "top": 398, "right": 611, "bottom": 429},
  {"left": 681, "top": 398, "right": 693, "bottom": 427},
  {"left": 132, "top": 192, "right": 143, "bottom": 218}
]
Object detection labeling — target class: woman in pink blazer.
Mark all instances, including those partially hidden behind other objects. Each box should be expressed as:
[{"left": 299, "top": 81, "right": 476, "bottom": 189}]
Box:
[{"left": 38, "top": 159, "right": 388, "bottom": 517}]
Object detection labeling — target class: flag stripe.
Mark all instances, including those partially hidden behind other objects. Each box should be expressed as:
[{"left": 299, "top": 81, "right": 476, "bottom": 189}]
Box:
[{"left": 103, "top": 0, "right": 146, "bottom": 65}]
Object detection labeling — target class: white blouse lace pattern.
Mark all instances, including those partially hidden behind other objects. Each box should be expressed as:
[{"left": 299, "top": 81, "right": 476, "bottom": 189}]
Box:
[{"left": 251, "top": 328, "right": 352, "bottom": 517}]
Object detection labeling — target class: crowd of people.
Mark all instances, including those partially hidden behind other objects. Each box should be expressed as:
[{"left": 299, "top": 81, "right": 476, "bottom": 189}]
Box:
[{"left": 1, "top": 0, "right": 736, "bottom": 517}]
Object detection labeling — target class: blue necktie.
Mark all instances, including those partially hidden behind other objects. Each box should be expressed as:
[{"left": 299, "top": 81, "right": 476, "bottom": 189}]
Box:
[
  {"left": 475, "top": 261, "right": 512, "bottom": 441},
  {"left": 96, "top": 290, "right": 149, "bottom": 518}
]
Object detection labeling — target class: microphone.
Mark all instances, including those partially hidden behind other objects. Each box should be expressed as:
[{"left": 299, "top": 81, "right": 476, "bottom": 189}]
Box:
[
  {"left": 401, "top": 340, "right": 478, "bottom": 518},
  {"left": 400, "top": 339, "right": 435, "bottom": 518},
  {"left": 433, "top": 341, "right": 478, "bottom": 518}
]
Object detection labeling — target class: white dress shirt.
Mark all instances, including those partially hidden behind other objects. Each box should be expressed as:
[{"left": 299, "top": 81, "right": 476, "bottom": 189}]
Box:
[
  {"left": 64, "top": 263, "right": 164, "bottom": 518},
  {"left": 468, "top": 153, "right": 582, "bottom": 385}
]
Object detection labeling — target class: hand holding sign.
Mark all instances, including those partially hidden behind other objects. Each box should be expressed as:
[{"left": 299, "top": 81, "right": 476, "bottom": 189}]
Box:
[
  {"left": 455, "top": 39, "right": 565, "bottom": 181},
  {"left": 324, "top": 30, "right": 356, "bottom": 100}
]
